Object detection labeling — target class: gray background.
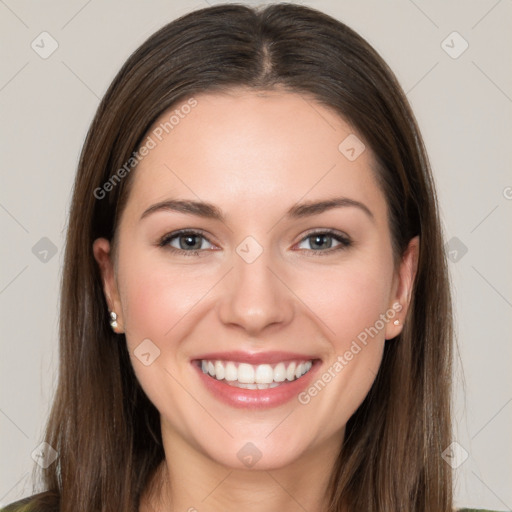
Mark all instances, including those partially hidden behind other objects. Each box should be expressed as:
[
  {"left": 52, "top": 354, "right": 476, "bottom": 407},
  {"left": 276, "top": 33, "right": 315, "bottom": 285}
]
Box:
[{"left": 1, "top": 0, "right": 511, "bottom": 509}]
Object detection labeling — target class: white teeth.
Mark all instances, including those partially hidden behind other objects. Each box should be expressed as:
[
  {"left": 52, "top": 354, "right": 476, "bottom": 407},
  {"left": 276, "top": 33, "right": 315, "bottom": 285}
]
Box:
[
  {"left": 225, "top": 361, "right": 237, "bottom": 381},
  {"left": 255, "top": 364, "right": 274, "bottom": 384},
  {"left": 286, "top": 362, "right": 296, "bottom": 381},
  {"left": 199, "top": 359, "right": 314, "bottom": 386},
  {"left": 273, "top": 362, "right": 286, "bottom": 382},
  {"left": 238, "top": 363, "right": 255, "bottom": 383},
  {"left": 214, "top": 361, "right": 225, "bottom": 380},
  {"left": 237, "top": 382, "right": 256, "bottom": 389}
]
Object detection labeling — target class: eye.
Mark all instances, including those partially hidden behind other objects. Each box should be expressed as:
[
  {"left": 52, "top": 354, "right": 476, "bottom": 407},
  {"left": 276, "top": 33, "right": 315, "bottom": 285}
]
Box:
[
  {"left": 159, "top": 230, "right": 215, "bottom": 255},
  {"left": 296, "top": 230, "right": 352, "bottom": 254}
]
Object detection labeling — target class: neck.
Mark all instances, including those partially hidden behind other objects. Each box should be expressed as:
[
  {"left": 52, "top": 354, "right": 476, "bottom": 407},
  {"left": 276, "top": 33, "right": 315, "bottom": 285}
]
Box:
[{"left": 141, "top": 427, "right": 344, "bottom": 512}]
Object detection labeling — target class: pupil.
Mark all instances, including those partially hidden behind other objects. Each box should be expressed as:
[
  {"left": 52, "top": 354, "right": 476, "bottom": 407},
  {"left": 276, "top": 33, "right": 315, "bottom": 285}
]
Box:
[
  {"left": 180, "top": 235, "right": 201, "bottom": 250},
  {"left": 311, "top": 234, "right": 331, "bottom": 250}
]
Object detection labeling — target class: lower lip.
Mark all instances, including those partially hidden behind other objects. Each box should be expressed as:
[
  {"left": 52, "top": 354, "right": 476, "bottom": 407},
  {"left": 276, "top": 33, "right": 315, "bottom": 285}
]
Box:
[{"left": 193, "top": 361, "right": 320, "bottom": 409}]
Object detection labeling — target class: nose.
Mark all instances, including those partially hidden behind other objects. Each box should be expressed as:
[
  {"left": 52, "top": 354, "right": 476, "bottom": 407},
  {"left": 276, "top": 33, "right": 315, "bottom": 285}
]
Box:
[{"left": 217, "top": 248, "right": 295, "bottom": 336}]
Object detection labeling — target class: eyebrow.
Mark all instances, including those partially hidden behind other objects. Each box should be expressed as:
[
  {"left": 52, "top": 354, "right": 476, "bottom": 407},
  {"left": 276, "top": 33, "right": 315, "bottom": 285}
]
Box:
[{"left": 140, "top": 197, "right": 374, "bottom": 223}]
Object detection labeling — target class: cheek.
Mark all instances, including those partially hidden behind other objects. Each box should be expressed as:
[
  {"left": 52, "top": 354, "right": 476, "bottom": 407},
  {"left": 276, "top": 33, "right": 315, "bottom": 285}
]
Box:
[
  {"left": 293, "top": 263, "right": 392, "bottom": 430},
  {"left": 294, "top": 258, "right": 394, "bottom": 350},
  {"left": 116, "top": 254, "right": 213, "bottom": 421},
  {"left": 118, "top": 250, "right": 216, "bottom": 345}
]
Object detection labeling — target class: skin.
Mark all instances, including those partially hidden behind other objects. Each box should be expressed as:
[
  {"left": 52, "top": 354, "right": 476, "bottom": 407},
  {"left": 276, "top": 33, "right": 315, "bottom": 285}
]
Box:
[{"left": 93, "top": 88, "right": 419, "bottom": 512}]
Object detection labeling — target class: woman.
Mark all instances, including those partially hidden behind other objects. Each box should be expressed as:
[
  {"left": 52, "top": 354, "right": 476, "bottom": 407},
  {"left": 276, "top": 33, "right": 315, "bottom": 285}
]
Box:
[{"left": 2, "top": 3, "right": 498, "bottom": 512}]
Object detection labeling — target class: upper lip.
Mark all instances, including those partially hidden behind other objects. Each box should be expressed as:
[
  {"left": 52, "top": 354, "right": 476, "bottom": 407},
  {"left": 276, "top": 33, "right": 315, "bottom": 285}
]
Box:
[{"left": 192, "top": 351, "right": 319, "bottom": 365}]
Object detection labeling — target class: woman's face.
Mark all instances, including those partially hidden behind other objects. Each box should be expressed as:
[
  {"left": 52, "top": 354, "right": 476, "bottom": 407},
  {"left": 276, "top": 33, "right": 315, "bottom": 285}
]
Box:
[{"left": 94, "top": 89, "right": 418, "bottom": 472}]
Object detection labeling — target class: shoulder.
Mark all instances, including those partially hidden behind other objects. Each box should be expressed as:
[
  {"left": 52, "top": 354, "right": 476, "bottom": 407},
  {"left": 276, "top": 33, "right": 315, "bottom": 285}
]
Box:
[
  {"left": 1, "top": 496, "right": 32, "bottom": 512},
  {"left": 1, "top": 491, "right": 59, "bottom": 512},
  {"left": 458, "top": 509, "right": 502, "bottom": 512}
]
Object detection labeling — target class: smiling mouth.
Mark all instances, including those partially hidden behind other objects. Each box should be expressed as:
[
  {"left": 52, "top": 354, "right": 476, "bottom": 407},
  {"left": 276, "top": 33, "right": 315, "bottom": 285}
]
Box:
[{"left": 197, "top": 359, "right": 315, "bottom": 389}]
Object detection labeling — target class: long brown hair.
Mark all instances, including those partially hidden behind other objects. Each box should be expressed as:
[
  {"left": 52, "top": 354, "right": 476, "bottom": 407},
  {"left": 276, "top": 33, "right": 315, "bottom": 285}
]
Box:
[{"left": 17, "top": 3, "right": 453, "bottom": 511}]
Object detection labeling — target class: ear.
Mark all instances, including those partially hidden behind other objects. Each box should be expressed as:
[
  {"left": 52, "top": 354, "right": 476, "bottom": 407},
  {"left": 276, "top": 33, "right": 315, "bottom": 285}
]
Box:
[
  {"left": 92, "top": 237, "right": 124, "bottom": 333},
  {"left": 385, "top": 235, "right": 420, "bottom": 340}
]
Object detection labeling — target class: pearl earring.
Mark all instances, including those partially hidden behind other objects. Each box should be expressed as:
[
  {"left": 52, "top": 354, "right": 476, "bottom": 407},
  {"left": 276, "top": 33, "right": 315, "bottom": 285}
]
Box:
[
  {"left": 109, "top": 311, "right": 118, "bottom": 330},
  {"left": 393, "top": 319, "right": 400, "bottom": 326}
]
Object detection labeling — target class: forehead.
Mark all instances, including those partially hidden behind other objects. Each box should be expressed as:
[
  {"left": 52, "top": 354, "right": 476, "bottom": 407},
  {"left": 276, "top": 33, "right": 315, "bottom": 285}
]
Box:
[{"left": 126, "top": 89, "right": 386, "bottom": 222}]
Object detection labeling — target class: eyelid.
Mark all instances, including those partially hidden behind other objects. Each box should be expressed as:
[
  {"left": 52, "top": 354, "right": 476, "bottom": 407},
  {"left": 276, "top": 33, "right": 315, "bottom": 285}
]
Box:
[{"left": 296, "top": 228, "right": 351, "bottom": 244}]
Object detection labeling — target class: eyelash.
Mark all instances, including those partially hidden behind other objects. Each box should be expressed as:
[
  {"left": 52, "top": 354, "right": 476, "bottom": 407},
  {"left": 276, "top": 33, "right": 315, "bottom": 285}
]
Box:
[{"left": 158, "top": 229, "right": 353, "bottom": 257}]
